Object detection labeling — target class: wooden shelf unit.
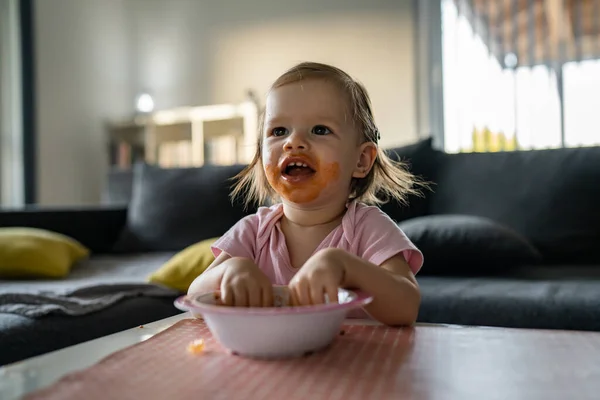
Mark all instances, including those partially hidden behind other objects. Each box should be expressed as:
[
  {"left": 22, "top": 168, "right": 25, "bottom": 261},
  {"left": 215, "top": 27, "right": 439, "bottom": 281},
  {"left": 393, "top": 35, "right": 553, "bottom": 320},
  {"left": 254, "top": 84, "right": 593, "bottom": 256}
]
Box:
[{"left": 107, "top": 101, "right": 259, "bottom": 170}]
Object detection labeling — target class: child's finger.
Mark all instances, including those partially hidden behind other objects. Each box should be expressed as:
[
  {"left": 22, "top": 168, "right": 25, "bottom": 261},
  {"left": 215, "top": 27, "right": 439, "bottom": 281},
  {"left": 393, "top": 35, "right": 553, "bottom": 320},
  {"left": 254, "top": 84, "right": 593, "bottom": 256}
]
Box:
[
  {"left": 288, "top": 287, "right": 299, "bottom": 307},
  {"left": 262, "top": 284, "right": 274, "bottom": 307},
  {"left": 233, "top": 285, "right": 248, "bottom": 307},
  {"left": 296, "top": 281, "right": 312, "bottom": 305},
  {"left": 221, "top": 286, "right": 234, "bottom": 307},
  {"left": 247, "top": 284, "right": 262, "bottom": 307},
  {"left": 309, "top": 284, "right": 325, "bottom": 305},
  {"left": 326, "top": 285, "right": 339, "bottom": 304}
]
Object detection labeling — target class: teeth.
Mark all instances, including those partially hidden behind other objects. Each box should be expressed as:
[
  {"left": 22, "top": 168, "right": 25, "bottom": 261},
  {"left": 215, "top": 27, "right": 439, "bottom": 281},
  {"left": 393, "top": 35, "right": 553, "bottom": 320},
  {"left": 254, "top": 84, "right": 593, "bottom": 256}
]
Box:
[{"left": 287, "top": 162, "right": 309, "bottom": 168}]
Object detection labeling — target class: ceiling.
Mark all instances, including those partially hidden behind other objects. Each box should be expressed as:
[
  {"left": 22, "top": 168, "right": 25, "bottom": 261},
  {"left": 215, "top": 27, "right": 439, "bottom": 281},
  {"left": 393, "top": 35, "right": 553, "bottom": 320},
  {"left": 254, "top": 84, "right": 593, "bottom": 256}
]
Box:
[{"left": 466, "top": 0, "right": 599, "bottom": 67}]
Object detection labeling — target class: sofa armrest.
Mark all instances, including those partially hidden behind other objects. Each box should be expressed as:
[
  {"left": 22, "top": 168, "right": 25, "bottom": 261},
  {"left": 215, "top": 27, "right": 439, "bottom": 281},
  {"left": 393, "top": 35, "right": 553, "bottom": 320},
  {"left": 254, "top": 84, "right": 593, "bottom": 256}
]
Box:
[{"left": 0, "top": 206, "right": 127, "bottom": 254}]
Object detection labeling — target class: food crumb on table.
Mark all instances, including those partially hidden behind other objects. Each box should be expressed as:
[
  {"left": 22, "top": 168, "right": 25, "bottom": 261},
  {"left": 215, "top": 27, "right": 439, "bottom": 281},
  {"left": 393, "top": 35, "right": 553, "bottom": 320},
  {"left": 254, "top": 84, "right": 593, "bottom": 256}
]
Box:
[{"left": 187, "top": 339, "right": 205, "bottom": 354}]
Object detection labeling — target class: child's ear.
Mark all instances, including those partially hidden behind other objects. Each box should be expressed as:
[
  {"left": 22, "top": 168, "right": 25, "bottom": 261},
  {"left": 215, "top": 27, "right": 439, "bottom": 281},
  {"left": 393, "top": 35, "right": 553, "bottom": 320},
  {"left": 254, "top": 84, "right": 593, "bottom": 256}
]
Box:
[{"left": 352, "top": 142, "right": 377, "bottom": 179}]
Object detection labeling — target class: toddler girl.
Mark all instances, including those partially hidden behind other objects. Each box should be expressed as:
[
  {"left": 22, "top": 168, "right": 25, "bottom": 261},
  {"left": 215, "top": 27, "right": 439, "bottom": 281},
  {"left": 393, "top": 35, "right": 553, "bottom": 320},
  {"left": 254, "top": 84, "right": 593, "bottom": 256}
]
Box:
[{"left": 188, "top": 62, "right": 424, "bottom": 326}]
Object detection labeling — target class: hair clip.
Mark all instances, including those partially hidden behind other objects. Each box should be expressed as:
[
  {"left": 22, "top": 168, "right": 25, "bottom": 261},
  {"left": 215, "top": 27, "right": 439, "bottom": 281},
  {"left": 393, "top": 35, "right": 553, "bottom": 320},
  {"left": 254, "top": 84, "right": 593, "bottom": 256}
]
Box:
[{"left": 375, "top": 130, "right": 381, "bottom": 143}]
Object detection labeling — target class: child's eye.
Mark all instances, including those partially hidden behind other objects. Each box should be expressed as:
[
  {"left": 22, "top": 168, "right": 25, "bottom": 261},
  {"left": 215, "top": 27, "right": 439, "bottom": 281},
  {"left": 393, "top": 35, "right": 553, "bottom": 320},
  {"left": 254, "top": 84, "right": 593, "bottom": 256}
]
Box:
[
  {"left": 312, "top": 125, "right": 332, "bottom": 135},
  {"left": 271, "top": 127, "right": 288, "bottom": 137}
]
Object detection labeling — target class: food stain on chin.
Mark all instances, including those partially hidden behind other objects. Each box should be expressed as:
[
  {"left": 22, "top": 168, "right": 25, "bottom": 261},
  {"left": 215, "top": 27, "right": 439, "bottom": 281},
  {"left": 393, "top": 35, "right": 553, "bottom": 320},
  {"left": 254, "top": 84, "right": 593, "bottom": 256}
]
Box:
[{"left": 265, "top": 161, "right": 340, "bottom": 203}]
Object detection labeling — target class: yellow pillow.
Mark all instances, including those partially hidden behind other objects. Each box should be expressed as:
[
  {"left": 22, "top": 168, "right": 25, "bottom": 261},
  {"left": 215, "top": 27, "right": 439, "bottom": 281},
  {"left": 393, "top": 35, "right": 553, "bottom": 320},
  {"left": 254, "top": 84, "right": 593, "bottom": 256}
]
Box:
[
  {"left": 0, "top": 227, "right": 90, "bottom": 279},
  {"left": 148, "top": 237, "right": 219, "bottom": 292}
]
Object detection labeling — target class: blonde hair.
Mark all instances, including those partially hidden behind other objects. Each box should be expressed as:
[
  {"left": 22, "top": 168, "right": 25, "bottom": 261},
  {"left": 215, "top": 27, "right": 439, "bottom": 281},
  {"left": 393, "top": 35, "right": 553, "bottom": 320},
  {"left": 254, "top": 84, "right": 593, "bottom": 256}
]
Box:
[{"left": 231, "top": 61, "right": 422, "bottom": 208}]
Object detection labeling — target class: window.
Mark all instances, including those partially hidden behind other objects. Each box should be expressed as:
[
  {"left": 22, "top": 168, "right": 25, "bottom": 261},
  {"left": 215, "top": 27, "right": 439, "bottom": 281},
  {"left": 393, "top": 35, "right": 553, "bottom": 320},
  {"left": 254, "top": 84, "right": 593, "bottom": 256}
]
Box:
[
  {"left": 440, "top": 0, "right": 600, "bottom": 153},
  {"left": 564, "top": 59, "right": 600, "bottom": 147}
]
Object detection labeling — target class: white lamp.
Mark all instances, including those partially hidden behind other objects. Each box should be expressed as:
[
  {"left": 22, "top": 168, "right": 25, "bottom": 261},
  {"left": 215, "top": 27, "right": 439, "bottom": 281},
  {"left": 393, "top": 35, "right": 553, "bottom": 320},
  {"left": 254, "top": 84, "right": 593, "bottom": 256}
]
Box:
[{"left": 135, "top": 92, "right": 155, "bottom": 114}]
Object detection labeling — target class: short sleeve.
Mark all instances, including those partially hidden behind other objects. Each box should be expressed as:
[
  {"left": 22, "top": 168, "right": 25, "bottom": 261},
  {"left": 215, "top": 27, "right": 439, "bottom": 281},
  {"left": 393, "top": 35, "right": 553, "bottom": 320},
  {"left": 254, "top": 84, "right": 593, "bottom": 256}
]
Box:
[
  {"left": 210, "top": 214, "right": 258, "bottom": 262},
  {"left": 356, "top": 208, "right": 424, "bottom": 274}
]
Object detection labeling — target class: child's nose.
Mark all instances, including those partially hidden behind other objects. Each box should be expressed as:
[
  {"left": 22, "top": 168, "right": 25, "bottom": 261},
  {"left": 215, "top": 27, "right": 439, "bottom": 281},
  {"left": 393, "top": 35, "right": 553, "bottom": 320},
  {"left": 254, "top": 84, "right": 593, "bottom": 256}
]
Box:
[{"left": 283, "top": 130, "right": 309, "bottom": 151}]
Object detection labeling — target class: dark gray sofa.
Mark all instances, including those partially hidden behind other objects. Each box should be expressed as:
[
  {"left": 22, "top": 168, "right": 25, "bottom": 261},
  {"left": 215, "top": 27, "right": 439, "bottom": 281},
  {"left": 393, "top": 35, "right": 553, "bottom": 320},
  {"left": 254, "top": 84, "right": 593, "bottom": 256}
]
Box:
[{"left": 2, "top": 137, "right": 600, "bottom": 366}]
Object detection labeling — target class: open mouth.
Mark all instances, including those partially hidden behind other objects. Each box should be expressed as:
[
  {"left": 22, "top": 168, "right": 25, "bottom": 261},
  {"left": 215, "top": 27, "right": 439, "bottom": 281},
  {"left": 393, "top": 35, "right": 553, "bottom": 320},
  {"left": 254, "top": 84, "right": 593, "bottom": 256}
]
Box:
[{"left": 281, "top": 158, "right": 317, "bottom": 179}]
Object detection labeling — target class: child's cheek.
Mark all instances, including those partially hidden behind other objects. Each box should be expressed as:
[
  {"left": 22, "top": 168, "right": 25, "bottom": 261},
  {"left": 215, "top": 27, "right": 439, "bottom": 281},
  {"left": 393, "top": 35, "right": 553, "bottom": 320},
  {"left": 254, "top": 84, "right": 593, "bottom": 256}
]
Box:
[
  {"left": 319, "top": 162, "right": 340, "bottom": 185},
  {"left": 262, "top": 147, "right": 277, "bottom": 167},
  {"left": 264, "top": 163, "right": 279, "bottom": 191}
]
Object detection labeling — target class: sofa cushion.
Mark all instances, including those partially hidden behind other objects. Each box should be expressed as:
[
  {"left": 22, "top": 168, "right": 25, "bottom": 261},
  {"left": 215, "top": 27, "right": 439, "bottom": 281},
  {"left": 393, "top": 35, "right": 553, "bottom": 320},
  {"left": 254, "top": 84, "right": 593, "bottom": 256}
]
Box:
[
  {"left": 379, "top": 137, "right": 442, "bottom": 223},
  {"left": 400, "top": 215, "right": 542, "bottom": 276},
  {"left": 116, "top": 163, "right": 256, "bottom": 252},
  {"left": 0, "top": 207, "right": 127, "bottom": 255},
  {"left": 0, "top": 253, "right": 180, "bottom": 317},
  {"left": 102, "top": 169, "right": 133, "bottom": 205},
  {"left": 0, "top": 297, "right": 182, "bottom": 366},
  {"left": 0, "top": 227, "right": 89, "bottom": 279},
  {"left": 417, "top": 273, "right": 600, "bottom": 331},
  {"left": 428, "top": 146, "right": 600, "bottom": 264},
  {"left": 148, "top": 237, "right": 218, "bottom": 292}
]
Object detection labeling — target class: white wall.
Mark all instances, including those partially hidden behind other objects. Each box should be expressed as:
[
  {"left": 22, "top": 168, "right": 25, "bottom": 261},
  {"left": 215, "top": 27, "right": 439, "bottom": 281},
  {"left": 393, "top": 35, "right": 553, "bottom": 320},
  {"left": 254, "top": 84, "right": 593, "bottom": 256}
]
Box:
[
  {"left": 35, "top": 0, "right": 417, "bottom": 206},
  {"left": 35, "top": 0, "right": 131, "bottom": 205},
  {"left": 0, "top": 0, "right": 25, "bottom": 207}
]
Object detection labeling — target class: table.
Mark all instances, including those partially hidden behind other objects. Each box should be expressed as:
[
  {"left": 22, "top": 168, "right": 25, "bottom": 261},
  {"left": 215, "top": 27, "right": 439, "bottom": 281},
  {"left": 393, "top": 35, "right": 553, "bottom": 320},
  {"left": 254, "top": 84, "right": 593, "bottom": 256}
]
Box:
[
  {"left": 2, "top": 313, "right": 599, "bottom": 399},
  {"left": 0, "top": 313, "right": 190, "bottom": 399}
]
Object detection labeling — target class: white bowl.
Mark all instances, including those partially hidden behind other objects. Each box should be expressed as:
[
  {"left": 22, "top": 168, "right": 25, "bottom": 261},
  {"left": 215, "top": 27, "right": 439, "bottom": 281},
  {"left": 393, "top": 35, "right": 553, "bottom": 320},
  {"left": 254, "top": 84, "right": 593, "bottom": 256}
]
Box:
[{"left": 174, "top": 285, "right": 372, "bottom": 359}]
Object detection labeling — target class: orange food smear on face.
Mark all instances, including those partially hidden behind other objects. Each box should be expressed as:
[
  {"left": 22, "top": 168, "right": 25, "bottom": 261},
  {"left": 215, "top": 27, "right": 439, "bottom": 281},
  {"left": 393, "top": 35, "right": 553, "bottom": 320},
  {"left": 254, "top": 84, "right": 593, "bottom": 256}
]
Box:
[{"left": 265, "top": 160, "right": 340, "bottom": 204}]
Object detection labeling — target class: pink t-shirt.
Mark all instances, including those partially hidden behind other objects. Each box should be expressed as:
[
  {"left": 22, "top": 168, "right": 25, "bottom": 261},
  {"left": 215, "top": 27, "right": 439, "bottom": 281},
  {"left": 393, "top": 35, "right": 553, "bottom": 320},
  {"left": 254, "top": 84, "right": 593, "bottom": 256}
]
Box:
[{"left": 211, "top": 201, "right": 423, "bottom": 285}]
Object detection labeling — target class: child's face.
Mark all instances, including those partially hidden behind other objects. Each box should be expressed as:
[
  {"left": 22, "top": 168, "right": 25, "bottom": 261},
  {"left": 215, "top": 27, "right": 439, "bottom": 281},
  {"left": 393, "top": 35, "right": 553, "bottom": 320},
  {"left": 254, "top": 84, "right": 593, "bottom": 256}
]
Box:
[{"left": 261, "top": 78, "right": 375, "bottom": 207}]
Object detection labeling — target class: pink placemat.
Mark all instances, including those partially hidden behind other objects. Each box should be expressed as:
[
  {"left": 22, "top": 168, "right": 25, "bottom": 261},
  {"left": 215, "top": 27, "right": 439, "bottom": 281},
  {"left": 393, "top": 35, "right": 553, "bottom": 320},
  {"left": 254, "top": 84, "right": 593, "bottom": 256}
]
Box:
[{"left": 25, "top": 318, "right": 415, "bottom": 400}]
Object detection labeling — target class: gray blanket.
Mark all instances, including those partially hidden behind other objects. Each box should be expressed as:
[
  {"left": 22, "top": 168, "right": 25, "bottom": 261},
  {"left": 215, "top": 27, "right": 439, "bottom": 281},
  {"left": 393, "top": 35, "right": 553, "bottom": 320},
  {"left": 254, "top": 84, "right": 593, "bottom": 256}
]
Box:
[{"left": 0, "top": 253, "right": 181, "bottom": 318}]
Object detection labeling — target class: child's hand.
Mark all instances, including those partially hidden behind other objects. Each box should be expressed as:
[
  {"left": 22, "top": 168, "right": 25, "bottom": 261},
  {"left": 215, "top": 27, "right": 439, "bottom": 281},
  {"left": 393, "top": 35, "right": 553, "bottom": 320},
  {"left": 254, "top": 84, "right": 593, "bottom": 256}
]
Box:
[
  {"left": 220, "top": 258, "right": 273, "bottom": 307},
  {"left": 289, "top": 248, "right": 346, "bottom": 306}
]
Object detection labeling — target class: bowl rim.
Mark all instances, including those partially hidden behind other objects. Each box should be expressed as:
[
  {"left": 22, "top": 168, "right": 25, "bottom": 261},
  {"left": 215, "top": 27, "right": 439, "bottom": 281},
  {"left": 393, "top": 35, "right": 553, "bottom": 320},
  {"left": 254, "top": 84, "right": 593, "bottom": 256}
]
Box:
[{"left": 174, "top": 287, "right": 373, "bottom": 316}]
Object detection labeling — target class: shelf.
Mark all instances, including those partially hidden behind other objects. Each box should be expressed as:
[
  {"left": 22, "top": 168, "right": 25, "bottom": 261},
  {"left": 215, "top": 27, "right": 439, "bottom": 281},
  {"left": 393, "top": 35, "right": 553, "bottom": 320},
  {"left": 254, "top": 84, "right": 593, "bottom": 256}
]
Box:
[{"left": 106, "top": 101, "right": 259, "bottom": 169}]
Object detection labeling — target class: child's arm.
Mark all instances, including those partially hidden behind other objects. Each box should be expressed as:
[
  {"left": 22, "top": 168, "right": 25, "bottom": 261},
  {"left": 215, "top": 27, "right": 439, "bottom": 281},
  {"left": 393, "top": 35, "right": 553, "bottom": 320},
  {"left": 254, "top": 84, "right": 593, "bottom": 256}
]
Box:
[
  {"left": 289, "top": 248, "right": 420, "bottom": 327},
  {"left": 341, "top": 250, "right": 420, "bottom": 327},
  {"left": 188, "top": 252, "right": 234, "bottom": 295}
]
